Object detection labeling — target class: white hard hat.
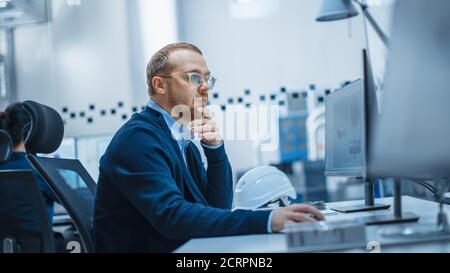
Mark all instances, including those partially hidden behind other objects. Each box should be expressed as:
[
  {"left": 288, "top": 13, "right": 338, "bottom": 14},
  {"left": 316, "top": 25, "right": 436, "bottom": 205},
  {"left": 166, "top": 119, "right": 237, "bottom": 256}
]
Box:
[{"left": 233, "top": 166, "right": 297, "bottom": 211}]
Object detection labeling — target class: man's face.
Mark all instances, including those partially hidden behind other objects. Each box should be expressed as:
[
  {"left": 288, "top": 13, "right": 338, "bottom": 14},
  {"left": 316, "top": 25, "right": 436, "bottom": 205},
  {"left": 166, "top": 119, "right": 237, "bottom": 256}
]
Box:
[{"left": 164, "top": 49, "right": 210, "bottom": 117}]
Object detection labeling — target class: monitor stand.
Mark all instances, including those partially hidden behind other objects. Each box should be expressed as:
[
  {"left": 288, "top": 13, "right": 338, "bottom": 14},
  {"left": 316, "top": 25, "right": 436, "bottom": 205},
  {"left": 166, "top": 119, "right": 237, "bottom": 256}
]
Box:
[
  {"left": 380, "top": 178, "right": 448, "bottom": 237},
  {"left": 331, "top": 178, "right": 420, "bottom": 225},
  {"left": 330, "top": 178, "right": 391, "bottom": 213},
  {"left": 355, "top": 212, "right": 419, "bottom": 225}
]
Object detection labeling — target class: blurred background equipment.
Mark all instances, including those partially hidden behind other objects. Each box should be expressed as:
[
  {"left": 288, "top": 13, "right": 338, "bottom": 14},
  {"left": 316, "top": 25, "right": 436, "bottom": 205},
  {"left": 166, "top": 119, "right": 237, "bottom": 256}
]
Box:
[
  {"left": 279, "top": 113, "right": 308, "bottom": 163},
  {"left": 0, "top": 0, "right": 48, "bottom": 28},
  {"left": 0, "top": 0, "right": 49, "bottom": 109},
  {"left": 286, "top": 91, "right": 308, "bottom": 113},
  {"left": 306, "top": 102, "right": 325, "bottom": 162}
]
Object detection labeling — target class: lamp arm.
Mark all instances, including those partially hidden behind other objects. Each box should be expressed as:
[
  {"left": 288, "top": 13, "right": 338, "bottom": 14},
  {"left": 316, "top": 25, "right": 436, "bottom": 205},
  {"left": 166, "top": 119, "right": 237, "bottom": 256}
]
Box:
[{"left": 353, "top": 0, "right": 390, "bottom": 48}]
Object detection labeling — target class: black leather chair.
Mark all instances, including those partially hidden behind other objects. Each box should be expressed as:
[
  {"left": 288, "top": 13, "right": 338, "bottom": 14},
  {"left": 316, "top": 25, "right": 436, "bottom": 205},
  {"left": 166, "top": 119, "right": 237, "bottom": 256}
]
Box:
[
  {"left": 22, "top": 101, "right": 96, "bottom": 253},
  {"left": 0, "top": 130, "right": 55, "bottom": 253}
]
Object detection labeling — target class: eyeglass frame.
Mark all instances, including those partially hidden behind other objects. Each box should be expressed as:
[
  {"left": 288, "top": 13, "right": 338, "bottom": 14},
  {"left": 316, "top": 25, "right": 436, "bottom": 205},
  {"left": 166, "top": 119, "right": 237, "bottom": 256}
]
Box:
[{"left": 156, "top": 71, "right": 217, "bottom": 90}]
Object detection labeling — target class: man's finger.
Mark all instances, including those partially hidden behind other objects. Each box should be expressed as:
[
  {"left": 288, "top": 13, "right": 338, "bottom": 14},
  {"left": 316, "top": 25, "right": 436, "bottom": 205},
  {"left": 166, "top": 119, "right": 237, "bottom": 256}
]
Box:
[
  {"left": 196, "top": 107, "right": 213, "bottom": 118},
  {"left": 190, "top": 118, "right": 213, "bottom": 127},
  {"left": 200, "top": 132, "right": 221, "bottom": 142},
  {"left": 191, "top": 124, "right": 215, "bottom": 134},
  {"left": 189, "top": 120, "right": 203, "bottom": 127}
]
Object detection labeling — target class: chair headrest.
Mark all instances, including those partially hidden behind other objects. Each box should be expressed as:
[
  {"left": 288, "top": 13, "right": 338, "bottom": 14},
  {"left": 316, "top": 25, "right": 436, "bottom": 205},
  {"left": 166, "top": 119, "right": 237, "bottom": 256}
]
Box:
[
  {"left": 0, "top": 129, "right": 13, "bottom": 164},
  {"left": 23, "top": 101, "right": 64, "bottom": 154}
]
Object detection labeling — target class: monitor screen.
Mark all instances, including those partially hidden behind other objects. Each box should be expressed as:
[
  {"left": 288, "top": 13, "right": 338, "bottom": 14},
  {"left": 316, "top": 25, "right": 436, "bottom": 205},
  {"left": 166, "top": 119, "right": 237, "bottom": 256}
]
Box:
[
  {"left": 369, "top": 0, "right": 450, "bottom": 178},
  {"left": 325, "top": 79, "right": 366, "bottom": 177}
]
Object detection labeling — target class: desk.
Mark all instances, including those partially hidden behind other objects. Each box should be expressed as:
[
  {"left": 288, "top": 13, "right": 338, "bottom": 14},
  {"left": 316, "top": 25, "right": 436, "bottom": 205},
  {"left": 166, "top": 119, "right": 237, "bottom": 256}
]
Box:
[{"left": 175, "top": 196, "right": 450, "bottom": 253}]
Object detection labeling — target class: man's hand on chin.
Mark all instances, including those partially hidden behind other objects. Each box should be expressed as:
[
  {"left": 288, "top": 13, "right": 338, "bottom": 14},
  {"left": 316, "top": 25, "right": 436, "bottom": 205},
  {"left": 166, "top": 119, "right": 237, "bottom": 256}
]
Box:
[{"left": 189, "top": 107, "right": 222, "bottom": 147}]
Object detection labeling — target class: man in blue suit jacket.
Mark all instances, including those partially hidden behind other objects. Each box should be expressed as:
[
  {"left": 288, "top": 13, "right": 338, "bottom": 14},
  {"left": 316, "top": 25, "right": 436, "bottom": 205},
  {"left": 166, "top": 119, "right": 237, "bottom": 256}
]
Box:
[{"left": 93, "top": 43, "right": 324, "bottom": 252}]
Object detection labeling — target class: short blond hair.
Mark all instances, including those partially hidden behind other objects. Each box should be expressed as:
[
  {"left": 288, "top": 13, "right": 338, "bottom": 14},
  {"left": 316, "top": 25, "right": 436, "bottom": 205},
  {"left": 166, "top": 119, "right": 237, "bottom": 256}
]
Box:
[{"left": 146, "top": 43, "right": 203, "bottom": 96}]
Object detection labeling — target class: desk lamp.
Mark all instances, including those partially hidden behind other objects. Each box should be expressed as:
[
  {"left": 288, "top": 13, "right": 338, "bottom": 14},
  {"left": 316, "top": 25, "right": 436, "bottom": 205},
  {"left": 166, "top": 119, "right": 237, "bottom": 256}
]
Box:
[{"left": 316, "top": 0, "right": 390, "bottom": 47}]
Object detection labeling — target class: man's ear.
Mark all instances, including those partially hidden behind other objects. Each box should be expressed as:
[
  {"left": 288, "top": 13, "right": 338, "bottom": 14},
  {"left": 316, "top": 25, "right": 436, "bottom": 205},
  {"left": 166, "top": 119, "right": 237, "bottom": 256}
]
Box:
[{"left": 152, "top": 76, "right": 167, "bottom": 95}]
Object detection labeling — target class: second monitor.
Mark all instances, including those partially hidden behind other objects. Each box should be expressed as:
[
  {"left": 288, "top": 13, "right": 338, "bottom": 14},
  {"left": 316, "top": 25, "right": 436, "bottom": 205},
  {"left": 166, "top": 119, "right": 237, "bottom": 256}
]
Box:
[
  {"left": 325, "top": 79, "right": 365, "bottom": 177},
  {"left": 325, "top": 79, "right": 390, "bottom": 213}
]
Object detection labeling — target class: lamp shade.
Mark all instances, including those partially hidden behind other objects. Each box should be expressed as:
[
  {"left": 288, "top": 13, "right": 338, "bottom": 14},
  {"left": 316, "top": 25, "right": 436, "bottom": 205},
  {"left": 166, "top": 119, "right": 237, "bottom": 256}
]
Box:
[{"left": 316, "top": 0, "right": 359, "bottom": 22}]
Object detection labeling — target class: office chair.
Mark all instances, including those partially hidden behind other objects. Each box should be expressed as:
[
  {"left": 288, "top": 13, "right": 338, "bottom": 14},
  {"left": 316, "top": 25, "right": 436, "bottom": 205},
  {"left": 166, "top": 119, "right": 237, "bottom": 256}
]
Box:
[
  {"left": 0, "top": 130, "right": 55, "bottom": 253},
  {"left": 22, "top": 101, "right": 96, "bottom": 253}
]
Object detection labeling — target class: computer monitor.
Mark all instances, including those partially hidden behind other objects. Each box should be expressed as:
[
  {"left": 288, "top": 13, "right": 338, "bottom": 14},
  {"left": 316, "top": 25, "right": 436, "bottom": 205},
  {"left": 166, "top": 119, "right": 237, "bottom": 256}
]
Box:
[
  {"left": 325, "top": 48, "right": 379, "bottom": 178},
  {"left": 324, "top": 55, "right": 391, "bottom": 214},
  {"left": 362, "top": 48, "right": 379, "bottom": 178},
  {"left": 325, "top": 79, "right": 366, "bottom": 177},
  {"left": 369, "top": 0, "right": 450, "bottom": 179},
  {"left": 365, "top": 0, "right": 450, "bottom": 229}
]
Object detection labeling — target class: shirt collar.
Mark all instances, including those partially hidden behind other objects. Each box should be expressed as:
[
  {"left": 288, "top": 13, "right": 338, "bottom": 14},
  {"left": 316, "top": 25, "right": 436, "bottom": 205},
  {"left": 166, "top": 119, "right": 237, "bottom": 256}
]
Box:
[{"left": 147, "top": 99, "right": 192, "bottom": 151}]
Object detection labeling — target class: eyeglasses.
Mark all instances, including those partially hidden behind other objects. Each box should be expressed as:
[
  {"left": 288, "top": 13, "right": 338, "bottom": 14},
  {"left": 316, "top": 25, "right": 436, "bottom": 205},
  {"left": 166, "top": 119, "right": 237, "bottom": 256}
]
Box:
[{"left": 159, "top": 72, "right": 217, "bottom": 90}]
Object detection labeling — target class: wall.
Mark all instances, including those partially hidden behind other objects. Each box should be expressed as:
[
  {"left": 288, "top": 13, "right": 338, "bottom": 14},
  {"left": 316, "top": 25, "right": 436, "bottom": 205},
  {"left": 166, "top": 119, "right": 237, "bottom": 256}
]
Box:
[
  {"left": 14, "top": 0, "right": 134, "bottom": 137},
  {"left": 13, "top": 0, "right": 179, "bottom": 138},
  {"left": 126, "top": 0, "right": 179, "bottom": 104}
]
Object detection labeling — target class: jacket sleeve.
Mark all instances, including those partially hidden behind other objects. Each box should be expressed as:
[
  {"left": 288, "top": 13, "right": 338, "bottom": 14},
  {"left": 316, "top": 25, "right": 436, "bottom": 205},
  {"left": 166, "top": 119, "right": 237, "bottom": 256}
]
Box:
[
  {"left": 104, "top": 128, "right": 270, "bottom": 241},
  {"left": 201, "top": 144, "right": 234, "bottom": 210}
]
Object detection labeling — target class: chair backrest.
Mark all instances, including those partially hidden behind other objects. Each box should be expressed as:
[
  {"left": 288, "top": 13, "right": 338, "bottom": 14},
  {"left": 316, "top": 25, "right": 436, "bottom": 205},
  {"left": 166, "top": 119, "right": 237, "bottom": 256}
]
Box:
[
  {"left": 22, "top": 100, "right": 96, "bottom": 253},
  {"left": 23, "top": 101, "right": 64, "bottom": 155},
  {"left": 26, "top": 155, "right": 96, "bottom": 253},
  {"left": 0, "top": 169, "right": 55, "bottom": 253}
]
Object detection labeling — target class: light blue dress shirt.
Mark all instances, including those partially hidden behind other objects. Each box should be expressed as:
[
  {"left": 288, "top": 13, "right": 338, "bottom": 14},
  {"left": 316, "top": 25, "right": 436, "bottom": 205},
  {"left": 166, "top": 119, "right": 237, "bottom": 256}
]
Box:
[{"left": 147, "top": 99, "right": 274, "bottom": 233}]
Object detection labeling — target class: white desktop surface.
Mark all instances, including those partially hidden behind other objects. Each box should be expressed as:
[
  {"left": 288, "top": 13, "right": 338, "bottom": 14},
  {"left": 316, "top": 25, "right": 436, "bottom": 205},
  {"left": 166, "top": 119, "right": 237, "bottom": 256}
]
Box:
[{"left": 174, "top": 196, "right": 450, "bottom": 253}]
